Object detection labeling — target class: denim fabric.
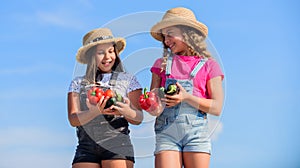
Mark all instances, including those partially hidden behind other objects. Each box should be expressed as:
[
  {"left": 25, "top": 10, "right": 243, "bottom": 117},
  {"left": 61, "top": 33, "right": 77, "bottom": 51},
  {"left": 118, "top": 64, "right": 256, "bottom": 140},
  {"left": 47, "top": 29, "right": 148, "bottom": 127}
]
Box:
[
  {"left": 72, "top": 72, "right": 136, "bottom": 164},
  {"left": 154, "top": 56, "right": 211, "bottom": 154}
]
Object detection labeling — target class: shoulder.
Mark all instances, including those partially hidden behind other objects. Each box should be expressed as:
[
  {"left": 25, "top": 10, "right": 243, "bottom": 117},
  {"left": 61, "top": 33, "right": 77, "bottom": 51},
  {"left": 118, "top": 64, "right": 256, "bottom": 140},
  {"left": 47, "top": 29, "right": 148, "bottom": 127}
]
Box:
[
  {"left": 204, "top": 58, "right": 221, "bottom": 68},
  {"left": 204, "top": 58, "right": 224, "bottom": 79},
  {"left": 116, "top": 72, "right": 134, "bottom": 78},
  {"left": 115, "top": 72, "right": 139, "bottom": 82},
  {"left": 115, "top": 72, "right": 142, "bottom": 92},
  {"left": 151, "top": 58, "right": 163, "bottom": 74},
  {"left": 72, "top": 76, "right": 85, "bottom": 83},
  {"left": 152, "top": 58, "right": 163, "bottom": 67},
  {"left": 68, "top": 76, "right": 85, "bottom": 93}
]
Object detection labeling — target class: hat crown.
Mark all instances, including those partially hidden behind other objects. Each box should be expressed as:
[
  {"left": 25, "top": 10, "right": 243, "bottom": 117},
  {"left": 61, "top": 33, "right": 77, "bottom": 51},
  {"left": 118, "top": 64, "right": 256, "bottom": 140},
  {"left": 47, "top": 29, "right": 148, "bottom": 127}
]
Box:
[
  {"left": 83, "top": 28, "right": 114, "bottom": 46},
  {"left": 163, "top": 7, "right": 196, "bottom": 22},
  {"left": 150, "top": 7, "right": 208, "bottom": 41}
]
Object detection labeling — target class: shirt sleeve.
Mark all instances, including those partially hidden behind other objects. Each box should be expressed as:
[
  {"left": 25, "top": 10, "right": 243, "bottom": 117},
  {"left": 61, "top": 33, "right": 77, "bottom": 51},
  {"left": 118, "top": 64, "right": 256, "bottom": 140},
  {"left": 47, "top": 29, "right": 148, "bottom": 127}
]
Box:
[
  {"left": 150, "top": 58, "right": 163, "bottom": 75},
  {"left": 68, "top": 77, "right": 82, "bottom": 93},
  {"left": 206, "top": 59, "right": 224, "bottom": 80},
  {"left": 127, "top": 75, "right": 142, "bottom": 93}
]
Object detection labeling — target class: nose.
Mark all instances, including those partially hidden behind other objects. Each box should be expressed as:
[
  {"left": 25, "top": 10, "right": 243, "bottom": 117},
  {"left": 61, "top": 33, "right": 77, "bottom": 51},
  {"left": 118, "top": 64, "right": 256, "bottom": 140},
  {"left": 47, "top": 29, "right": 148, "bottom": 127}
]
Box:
[{"left": 103, "top": 52, "right": 111, "bottom": 59}]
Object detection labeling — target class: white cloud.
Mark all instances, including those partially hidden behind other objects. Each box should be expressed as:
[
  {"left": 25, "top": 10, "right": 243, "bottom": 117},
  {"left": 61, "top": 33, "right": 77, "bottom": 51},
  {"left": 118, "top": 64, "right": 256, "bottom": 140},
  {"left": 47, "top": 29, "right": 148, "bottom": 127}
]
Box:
[
  {"left": 0, "top": 127, "right": 76, "bottom": 168},
  {"left": 32, "top": 1, "right": 96, "bottom": 30},
  {"left": 0, "top": 152, "right": 72, "bottom": 168},
  {"left": 0, "top": 126, "right": 76, "bottom": 148},
  {"left": 77, "top": 0, "right": 94, "bottom": 8},
  {"left": 36, "top": 10, "right": 87, "bottom": 30},
  {"left": 0, "top": 62, "right": 69, "bottom": 76},
  {"left": 0, "top": 86, "right": 66, "bottom": 102},
  {"left": 208, "top": 115, "right": 223, "bottom": 141}
]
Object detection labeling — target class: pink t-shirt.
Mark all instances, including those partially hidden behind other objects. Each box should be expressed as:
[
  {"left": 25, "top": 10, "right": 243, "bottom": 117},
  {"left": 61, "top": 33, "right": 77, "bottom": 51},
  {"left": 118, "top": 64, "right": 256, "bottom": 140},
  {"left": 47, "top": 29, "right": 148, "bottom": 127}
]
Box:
[{"left": 150, "top": 55, "right": 224, "bottom": 99}]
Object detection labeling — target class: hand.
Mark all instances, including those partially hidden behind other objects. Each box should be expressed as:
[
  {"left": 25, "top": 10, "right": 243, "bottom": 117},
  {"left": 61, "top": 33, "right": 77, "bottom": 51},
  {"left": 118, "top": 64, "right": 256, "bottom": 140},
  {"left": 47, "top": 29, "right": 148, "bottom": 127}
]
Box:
[
  {"left": 139, "top": 88, "right": 159, "bottom": 111},
  {"left": 102, "top": 106, "right": 122, "bottom": 116},
  {"left": 86, "top": 96, "right": 110, "bottom": 114},
  {"left": 164, "top": 82, "right": 188, "bottom": 107},
  {"left": 111, "top": 98, "right": 132, "bottom": 116},
  {"left": 146, "top": 99, "right": 164, "bottom": 116}
]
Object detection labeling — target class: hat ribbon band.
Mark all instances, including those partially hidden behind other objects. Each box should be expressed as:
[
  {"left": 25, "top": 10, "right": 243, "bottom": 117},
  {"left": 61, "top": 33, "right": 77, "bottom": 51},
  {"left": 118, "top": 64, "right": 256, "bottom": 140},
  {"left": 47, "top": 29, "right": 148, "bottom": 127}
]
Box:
[{"left": 86, "top": 35, "right": 113, "bottom": 45}]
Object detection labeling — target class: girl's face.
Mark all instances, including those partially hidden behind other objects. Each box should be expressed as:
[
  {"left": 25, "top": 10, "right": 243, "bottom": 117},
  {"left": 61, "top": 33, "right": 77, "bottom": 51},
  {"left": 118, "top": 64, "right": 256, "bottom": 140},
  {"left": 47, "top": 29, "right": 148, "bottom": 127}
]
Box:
[
  {"left": 161, "top": 26, "right": 189, "bottom": 55},
  {"left": 94, "top": 43, "right": 116, "bottom": 73}
]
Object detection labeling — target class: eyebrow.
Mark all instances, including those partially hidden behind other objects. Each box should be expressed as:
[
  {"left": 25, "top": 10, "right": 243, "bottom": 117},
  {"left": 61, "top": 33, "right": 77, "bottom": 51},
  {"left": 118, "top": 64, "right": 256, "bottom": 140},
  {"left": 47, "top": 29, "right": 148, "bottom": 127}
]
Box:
[
  {"left": 96, "top": 50, "right": 105, "bottom": 54},
  {"left": 162, "top": 27, "right": 175, "bottom": 34}
]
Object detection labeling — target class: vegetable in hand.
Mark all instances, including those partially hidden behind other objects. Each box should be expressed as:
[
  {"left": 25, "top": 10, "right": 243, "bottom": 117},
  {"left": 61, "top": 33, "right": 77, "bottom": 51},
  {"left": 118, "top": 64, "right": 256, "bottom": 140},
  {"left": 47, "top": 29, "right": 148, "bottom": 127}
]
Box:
[
  {"left": 87, "top": 87, "right": 104, "bottom": 105},
  {"left": 116, "top": 93, "right": 124, "bottom": 102},
  {"left": 163, "top": 83, "right": 180, "bottom": 95},
  {"left": 104, "top": 97, "right": 117, "bottom": 109},
  {"left": 104, "top": 89, "right": 124, "bottom": 109},
  {"left": 139, "top": 88, "right": 159, "bottom": 111}
]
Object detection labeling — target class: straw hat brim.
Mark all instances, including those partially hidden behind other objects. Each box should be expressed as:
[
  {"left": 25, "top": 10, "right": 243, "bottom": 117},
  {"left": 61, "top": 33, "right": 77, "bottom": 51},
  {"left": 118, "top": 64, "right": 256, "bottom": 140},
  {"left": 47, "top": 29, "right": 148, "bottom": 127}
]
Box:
[
  {"left": 76, "top": 37, "right": 126, "bottom": 64},
  {"left": 150, "top": 18, "right": 208, "bottom": 41}
]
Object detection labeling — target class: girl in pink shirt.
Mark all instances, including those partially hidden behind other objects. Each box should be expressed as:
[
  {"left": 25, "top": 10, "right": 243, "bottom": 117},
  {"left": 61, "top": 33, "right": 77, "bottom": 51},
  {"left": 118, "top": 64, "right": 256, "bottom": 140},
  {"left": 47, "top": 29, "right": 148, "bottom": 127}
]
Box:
[{"left": 149, "top": 7, "right": 224, "bottom": 168}]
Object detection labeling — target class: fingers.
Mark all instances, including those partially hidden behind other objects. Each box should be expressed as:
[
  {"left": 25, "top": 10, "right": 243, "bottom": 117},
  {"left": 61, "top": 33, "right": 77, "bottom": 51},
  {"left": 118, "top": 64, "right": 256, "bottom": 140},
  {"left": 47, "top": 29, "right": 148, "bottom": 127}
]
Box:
[
  {"left": 175, "top": 82, "right": 183, "bottom": 89},
  {"left": 86, "top": 98, "right": 91, "bottom": 108},
  {"left": 96, "top": 96, "right": 109, "bottom": 113},
  {"left": 164, "top": 94, "right": 181, "bottom": 107},
  {"left": 102, "top": 108, "right": 118, "bottom": 115},
  {"left": 87, "top": 95, "right": 124, "bottom": 115},
  {"left": 114, "top": 97, "right": 130, "bottom": 107},
  {"left": 122, "top": 97, "right": 130, "bottom": 104}
]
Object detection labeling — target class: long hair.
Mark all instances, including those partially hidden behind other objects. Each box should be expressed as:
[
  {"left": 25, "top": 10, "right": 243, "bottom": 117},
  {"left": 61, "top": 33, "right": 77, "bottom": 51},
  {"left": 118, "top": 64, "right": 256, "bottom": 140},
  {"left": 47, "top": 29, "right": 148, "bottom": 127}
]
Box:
[
  {"left": 160, "top": 25, "right": 211, "bottom": 72},
  {"left": 84, "top": 44, "right": 125, "bottom": 83}
]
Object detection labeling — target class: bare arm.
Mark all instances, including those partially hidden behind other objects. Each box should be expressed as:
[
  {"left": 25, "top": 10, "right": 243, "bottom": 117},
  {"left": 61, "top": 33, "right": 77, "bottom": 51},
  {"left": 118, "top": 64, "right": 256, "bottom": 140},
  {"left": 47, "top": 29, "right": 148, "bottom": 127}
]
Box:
[
  {"left": 165, "top": 76, "right": 224, "bottom": 116},
  {"left": 150, "top": 73, "right": 162, "bottom": 90},
  {"left": 67, "top": 92, "right": 110, "bottom": 127}
]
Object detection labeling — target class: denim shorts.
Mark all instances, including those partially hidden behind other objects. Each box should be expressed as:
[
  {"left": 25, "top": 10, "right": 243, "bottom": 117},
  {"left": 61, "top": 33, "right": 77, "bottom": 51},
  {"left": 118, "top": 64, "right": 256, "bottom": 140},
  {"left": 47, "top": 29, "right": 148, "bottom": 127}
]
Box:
[{"left": 154, "top": 111, "right": 211, "bottom": 155}]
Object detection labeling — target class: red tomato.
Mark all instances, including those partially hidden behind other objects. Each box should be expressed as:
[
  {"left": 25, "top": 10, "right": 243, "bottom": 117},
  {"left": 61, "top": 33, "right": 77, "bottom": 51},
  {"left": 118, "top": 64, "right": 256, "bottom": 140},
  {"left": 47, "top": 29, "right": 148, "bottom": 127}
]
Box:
[{"left": 104, "top": 89, "right": 114, "bottom": 98}]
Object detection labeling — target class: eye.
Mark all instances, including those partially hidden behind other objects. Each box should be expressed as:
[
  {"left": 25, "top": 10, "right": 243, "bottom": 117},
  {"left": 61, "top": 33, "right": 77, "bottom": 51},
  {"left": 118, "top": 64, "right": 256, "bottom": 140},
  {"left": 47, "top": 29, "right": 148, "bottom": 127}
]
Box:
[
  {"left": 97, "top": 50, "right": 105, "bottom": 55},
  {"left": 164, "top": 31, "right": 173, "bottom": 38},
  {"left": 108, "top": 48, "right": 115, "bottom": 54}
]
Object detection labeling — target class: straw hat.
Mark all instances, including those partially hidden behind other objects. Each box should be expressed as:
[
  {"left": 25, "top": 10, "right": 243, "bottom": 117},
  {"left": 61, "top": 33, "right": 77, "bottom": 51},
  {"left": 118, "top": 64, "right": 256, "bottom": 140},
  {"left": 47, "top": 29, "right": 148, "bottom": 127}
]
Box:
[
  {"left": 150, "top": 7, "right": 208, "bottom": 41},
  {"left": 76, "top": 28, "right": 126, "bottom": 64}
]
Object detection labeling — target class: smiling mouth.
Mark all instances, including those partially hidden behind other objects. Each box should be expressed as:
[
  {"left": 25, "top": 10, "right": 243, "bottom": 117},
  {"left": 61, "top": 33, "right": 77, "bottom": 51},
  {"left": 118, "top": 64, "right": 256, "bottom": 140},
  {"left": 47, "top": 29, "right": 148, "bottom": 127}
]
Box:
[
  {"left": 102, "top": 61, "right": 112, "bottom": 66},
  {"left": 169, "top": 43, "right": 175, "bottom": 49}
]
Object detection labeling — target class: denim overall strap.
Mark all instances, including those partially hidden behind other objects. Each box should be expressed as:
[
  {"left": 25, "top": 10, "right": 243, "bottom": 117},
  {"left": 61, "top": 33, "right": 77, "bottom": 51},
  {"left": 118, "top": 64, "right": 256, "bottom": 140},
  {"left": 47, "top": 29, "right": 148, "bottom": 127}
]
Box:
[
  {"left": 109, "top": 71, "right": 118, "bottom": 86},
  {"left": 190, "top": 58, "right": 208, "bottom": 78},
  {"left": 165, "top": 55, "right": 173, "bottom": 76}
]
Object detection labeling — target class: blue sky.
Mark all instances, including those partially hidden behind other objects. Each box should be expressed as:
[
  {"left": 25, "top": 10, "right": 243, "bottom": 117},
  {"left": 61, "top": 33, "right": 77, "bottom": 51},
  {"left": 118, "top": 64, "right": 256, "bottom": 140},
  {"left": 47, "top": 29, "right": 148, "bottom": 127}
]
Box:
[{"left": 1, "top": 0, "right": 300, "bottom": 168}]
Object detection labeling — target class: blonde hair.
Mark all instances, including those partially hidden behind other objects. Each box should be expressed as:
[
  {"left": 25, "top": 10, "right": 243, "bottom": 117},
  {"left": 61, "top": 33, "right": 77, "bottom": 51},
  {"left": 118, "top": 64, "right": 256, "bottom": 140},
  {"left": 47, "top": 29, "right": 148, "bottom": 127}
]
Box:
[{"left": 160, "top": 25, "right": 211, "bottom": 72}]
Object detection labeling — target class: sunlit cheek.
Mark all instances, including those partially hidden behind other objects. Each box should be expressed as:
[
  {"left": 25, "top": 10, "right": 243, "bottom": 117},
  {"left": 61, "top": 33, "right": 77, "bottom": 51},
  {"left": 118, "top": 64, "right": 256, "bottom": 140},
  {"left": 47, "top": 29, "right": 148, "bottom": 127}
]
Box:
[
  {"left": 110, "top": 54, "right": 116, "bottom": 62},
  {"left": 95, "top": 55, "right": 102, "bottom": 62},
  {"left": 174, "top": 36, "right": 184, "bottom": 42},
  {"left": 110, "top": 59, "right": 116, "bottom": 66},
  {"left": 94, "top": 56, "right": 102, "bottom": 68}
]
